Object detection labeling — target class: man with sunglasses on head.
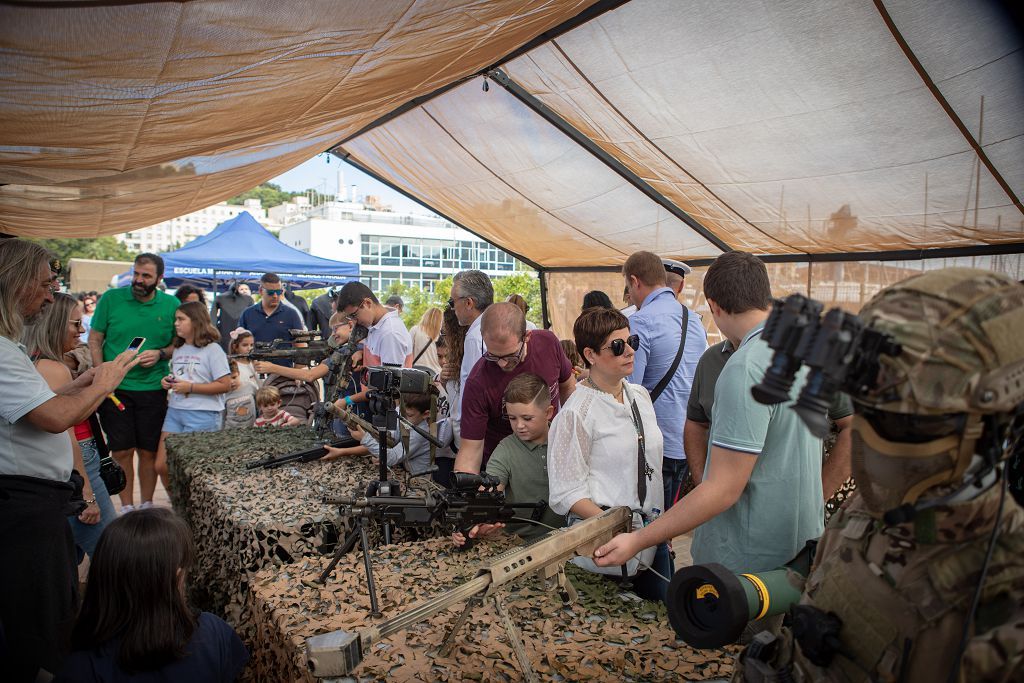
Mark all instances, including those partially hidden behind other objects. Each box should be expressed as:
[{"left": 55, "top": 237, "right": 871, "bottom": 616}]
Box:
[
  {"left": 623, "top": 251, "right": 708, "bottom": 511},
  {"left": 238, "top": 273, "right": 306, "bottom": 368},
  {"left": 453, "top": 302, "right": 575, "bottom": 474}
]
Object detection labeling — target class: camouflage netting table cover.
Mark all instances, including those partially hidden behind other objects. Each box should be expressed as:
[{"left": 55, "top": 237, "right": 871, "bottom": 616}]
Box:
[
  {"left": 246, "top": 536, "right": 740, "bottom": 682},
  {"left": 164, "top": 429, "right": 443, "bottom": 628}
]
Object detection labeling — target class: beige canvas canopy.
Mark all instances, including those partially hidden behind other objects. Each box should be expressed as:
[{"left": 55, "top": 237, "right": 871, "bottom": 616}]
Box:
[{"left": 1, "top": 0, "right": 1021, "bottom": 333}]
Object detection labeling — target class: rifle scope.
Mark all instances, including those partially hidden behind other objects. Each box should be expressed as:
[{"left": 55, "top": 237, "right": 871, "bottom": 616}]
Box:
[{"left": 666, "top": 541, "right": 815, "bottom": 648}]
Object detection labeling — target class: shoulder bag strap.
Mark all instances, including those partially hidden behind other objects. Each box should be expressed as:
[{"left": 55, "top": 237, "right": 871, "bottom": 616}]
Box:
[
  {"left": 412, "top": 337, "right": 434, "bottom": 365},
  {"left": 649, "top": 304, "right": 689, "bottom": 403},
  {"left": 629, "top": 392, "right": 650, "bottom": 507}
]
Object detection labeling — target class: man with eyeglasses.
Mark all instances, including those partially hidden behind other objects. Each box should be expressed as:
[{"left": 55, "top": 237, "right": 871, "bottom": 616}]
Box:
[
  {"left": 623, "top": 251, "right": 708, "bottom": 511},
  {"left": 238, "top": 273, "right": 306, "bottom": 368},
  {"left": 453, "top": 302, "right": 575, "bottom": 474},
  {"left": 448, "top": 270, "right": 493, "bottom": 432}
]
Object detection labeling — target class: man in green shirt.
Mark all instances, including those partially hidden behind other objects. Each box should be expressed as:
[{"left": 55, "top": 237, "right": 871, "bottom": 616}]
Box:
[
  {"left": 684, "top": 340, "right": 853, "bottom": 499},
  {"left": 89, "top": 253, "right": 179, "bottom": 511},
  {"left": 594, "top": 252, "right": 828, "bottom": 574}
]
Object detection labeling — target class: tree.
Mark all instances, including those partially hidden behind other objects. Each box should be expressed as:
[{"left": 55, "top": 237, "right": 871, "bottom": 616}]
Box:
[
  {"left": 493, "top": 271, "right": 542, "bottom": 326},
  {"left": 226, "top": 182, "right": 294, "bottom": 209},
  {"left": 28, "top": 237, "right": 136, "bottom": 267}
]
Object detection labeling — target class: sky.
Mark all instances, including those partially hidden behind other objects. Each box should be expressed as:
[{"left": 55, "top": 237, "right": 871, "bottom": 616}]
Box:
[{"left": 270, "top": 154, "right": 434, "bottom": 216}]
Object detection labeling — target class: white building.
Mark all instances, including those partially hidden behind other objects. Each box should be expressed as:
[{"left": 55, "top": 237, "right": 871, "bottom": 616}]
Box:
[
  {"left": 280, "top": 202, "right": 518, "bottom": 293},
  {"left": 117, "top": 199, "right": 266, "bottom": 253}
]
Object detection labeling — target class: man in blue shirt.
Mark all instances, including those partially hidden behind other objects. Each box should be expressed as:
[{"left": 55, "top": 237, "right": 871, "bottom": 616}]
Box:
[
  {"left": 624, "top": 251, "right": 708, "bottom": 510},
  {"left": 238, "top": 273, "right": 305, "bottom": 367}
]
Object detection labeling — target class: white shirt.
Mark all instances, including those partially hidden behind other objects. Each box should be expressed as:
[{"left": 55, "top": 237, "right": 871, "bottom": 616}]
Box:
[
  {"left": 620, "top": 304, "right": 638, "bottom": 318},
  {"left": 168, "top": 342, "right": 232, "bottom": 412},
  {"left": 456, "top": 314, "right": 486, "bottom": 421},
  {"left": 366, "top": 309, "right": 412, "bottom": 366},
  {"left": 548, "top": 382, "right": 664, "bottom": 518},
  {"left": 525, "top": 320, "right": 538, "bottom": 331},
  {"left": 0, "top": 336, "right": 73, "bottom": 480}
]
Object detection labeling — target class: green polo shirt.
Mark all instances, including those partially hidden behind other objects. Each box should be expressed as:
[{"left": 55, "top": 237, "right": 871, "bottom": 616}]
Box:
[
  {"left": 691, "top": 324, "right": 825, "bottom": 572},
  {"left": 90, "top": 287, "right": 179, "bottom": 391},
  {"left": 485, "top": 434, "right": 566, "bottom": 542}
]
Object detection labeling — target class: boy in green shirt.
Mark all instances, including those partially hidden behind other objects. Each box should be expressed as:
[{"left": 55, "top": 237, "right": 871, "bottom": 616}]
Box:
[{"left": 453, "top": 372, "right": 565, "bottom": 545}]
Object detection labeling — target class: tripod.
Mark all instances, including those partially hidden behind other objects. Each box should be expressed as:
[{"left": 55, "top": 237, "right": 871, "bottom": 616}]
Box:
[{"left": 317, "top": 516, "right": 383, "bottom": 618}]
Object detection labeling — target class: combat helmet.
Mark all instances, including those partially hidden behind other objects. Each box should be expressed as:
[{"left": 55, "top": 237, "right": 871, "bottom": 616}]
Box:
[{"left": 850, "top": 267, "right": 1024, "bottom": 515}]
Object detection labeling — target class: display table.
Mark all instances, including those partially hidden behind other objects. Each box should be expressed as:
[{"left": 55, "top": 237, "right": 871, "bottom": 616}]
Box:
[
  {"left": 245, "top": 536, "right": 739, "bottom": 682},
  {"left": 164, "top": 428, "right": 441, "bottom": 625}
]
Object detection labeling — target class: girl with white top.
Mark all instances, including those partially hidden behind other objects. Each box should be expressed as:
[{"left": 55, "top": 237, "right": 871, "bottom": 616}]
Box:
[
  {"left": 409, "top": 307, "right": 443, "bottom": 376},
  {"left": 223, "top": 328, "right": 260, "bottom": 428},
  {"left": 548, "top": 307, "right": 672, "bottom": 603},
  {"left": 154, "top": 302, "right": 232, "bottom": 488}
]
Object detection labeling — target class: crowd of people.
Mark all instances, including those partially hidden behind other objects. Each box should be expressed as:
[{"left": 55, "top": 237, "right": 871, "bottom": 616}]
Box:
[{"left": 2, "top": 235, "right": 1021, "bottom": 682}]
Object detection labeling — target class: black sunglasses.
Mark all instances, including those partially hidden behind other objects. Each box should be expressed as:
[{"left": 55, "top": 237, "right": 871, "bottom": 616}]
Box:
[{"left": 601, "top": 334, "right": 640, "bottom": 356}]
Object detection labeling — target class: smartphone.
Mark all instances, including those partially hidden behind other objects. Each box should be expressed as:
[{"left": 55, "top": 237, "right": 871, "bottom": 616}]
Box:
[{"left": 126, "top": 336, "right": 146, "bottom": 352}]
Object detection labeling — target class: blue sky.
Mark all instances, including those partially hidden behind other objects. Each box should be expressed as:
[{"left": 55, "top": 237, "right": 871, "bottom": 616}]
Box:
[{"left": 270, "top": 153, "right": 432, "bottom": 215}]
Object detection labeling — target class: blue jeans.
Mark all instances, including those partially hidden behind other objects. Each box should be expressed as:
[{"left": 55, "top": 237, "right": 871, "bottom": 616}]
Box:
[
  {"left": 162, "top": 407, "right": 222, "bottom": 433},
  {"left": 69, "top": 438, "right": 116, "bottom": 558},
  {"left": 663, "top": 457, "right": 690, "bottom": 511}
]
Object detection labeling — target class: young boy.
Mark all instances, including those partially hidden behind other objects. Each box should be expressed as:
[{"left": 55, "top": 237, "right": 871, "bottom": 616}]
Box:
[
  {"left": 349, "top": 392, "right": 453, "bottom": 477},
  {"left": 253, "top": 386, "right": 304, "bottom": 428},
  {"left": 454, "top": 372, "right": 565, "bottom": 545}
]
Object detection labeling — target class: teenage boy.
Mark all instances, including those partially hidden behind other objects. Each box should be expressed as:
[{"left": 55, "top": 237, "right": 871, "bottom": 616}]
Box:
[
  {"left": 349, "top": 392, "right": 453, "bottom": 477},
  {"left": 454, "top": 373, "right": 566, "bottom": 546},
  {"left": 335, "top": 282, "right": 412, "bottom": 407}
]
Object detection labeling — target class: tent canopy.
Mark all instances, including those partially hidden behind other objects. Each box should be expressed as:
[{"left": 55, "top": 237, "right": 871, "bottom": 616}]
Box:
[
  {"left": 1, "top": 0, "right": 1022, "bottom": 334},
  {"left": 115, "top": 212, "right": 359, "bottom": 290}
]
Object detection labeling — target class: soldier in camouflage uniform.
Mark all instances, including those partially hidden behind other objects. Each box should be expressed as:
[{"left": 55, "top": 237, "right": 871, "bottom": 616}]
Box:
[{"left": 735, "top": 268, "right": 1024, "bottom": 682}]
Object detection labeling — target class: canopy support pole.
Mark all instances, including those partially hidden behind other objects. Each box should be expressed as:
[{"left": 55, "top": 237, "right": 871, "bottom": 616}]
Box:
[
  {"left": 487, "top": 68, "right": 732, "bottom": 254},
  {"left": 538, "top": 270, "right": 550, "bottom": 330}
]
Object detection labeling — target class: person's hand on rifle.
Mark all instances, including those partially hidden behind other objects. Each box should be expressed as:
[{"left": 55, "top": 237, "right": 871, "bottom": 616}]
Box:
[
  {"left": 348, "top": 423, "right": 365, "bottom": 441},
  {"left": 322, "top": 443, "right": 369, "bottom": 462},
  {"left": 253, "top": 360, "right": 274, "bottom": 374},
  {"left": 451, "top": 522, "right": 505, "bottom": 547},
  {"left": 351, "top": 349, "right": 364, "bottom": 372}
]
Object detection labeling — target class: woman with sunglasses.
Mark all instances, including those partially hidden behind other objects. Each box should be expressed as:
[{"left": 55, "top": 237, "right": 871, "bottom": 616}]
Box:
[{"left": 547, "top": 307, "right": 672, "bottom": 603}]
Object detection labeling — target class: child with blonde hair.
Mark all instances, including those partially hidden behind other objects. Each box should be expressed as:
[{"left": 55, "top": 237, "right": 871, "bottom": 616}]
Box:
[{"left": 254, "top": 386, "right": 303, "bottom": 428}]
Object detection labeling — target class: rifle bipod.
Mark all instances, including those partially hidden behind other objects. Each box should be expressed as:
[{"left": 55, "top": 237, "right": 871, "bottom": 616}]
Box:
[
  {"left": 436, "top": 593, "right": 539, "bottom": 683},
  {"left": 317, "top": 517, "right": 382, "bottom": 618}
]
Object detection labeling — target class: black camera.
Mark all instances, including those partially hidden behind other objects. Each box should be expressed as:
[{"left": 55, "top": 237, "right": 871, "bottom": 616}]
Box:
[
  {"left": 751, "top": 293, "right": 901, "bottom": 438},
  {"left": 366, "top": 366, "right": 433, "bottom": 396}
]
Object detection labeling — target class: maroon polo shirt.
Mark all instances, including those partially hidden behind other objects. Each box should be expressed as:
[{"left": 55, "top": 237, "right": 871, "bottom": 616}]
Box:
[{"left": 460, "top": 329, "right": 573, "bottom": 463}]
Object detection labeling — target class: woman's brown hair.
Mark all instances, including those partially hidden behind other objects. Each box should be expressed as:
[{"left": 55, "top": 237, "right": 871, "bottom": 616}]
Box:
[
  {"left": 71, "top": 508, "right": 198, "bottom": 672},
  {"left": 559, "top": 339, "right": 582, "bottom": 368},
  {"left": 173, "top": 301, "right": 219, "bottom": 348},
  {"left": 573, "top": 307, "right": 629, "bottom": 368}
]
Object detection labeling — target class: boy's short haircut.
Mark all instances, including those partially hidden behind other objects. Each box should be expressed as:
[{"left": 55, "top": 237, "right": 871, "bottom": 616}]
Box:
[
  {"left": 622, "top": 250, "right": 667, "bottom": 288},
  {"left": 503, "top": 373, "right": 551, "bottom": 408},
  {"left": 336, "top": 281, "right": 379, "bottom": 310},
  {"left": 703, "top": 251, "right": 771, "bottom": 314},
  {"left": 229, "top": 359, "right": 239, "bottom": 375},
  {"left": 328, "top": 312, "right": 347, "bottom": 328},
  {"left": 403, "top": 392, "right": 433, "bottom": 414},
  {"left": 255, "top": 386, "right": 281, "bottom": 407}
]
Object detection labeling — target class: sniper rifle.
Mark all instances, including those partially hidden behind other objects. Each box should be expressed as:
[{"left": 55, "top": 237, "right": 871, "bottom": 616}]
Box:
[
  {"left": 244, "top": 435, "right": 358, "bottom": 470},
  {"left": 306, "top": 506, "right": 633, "bottom": 680},
  {"left": 229, "top": 337, "right": 331, "bottom": 366}
]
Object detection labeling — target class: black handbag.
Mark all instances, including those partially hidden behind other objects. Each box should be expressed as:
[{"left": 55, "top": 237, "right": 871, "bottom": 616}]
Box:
[{"left": 90, "top": 413, "right": 127, "bottom": 495}]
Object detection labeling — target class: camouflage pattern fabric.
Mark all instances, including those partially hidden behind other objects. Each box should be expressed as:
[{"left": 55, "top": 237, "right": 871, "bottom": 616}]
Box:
[
  {"left": 246, "top": 536, "right": 741, "bottom": 682},
  {"left": 165, "top": 428, "right": 447, "bottom": 639}
]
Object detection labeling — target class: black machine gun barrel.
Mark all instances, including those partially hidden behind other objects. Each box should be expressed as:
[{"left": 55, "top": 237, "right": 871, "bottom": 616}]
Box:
[
  {"left": 229, "top": 336, "right": 331, "bottom": 366},
  {"left": 244, "top": 435, "right": 358, "bottom": 470}
]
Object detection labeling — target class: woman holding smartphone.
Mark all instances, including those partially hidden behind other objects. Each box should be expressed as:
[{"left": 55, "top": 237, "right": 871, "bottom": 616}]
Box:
[{"left": 154, "top": 302, "right": 231, "bottom": 489}]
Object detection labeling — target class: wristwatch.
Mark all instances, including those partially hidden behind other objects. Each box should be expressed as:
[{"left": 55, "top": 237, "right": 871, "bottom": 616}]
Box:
[{"left": 158, "top": 348, "right": 169, "bottom": 361}]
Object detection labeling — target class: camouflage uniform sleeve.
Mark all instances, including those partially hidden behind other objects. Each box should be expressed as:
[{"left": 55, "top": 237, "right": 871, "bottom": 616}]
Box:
[{"left": 959, "top": 603, "right": 1024, "bottom": 683}]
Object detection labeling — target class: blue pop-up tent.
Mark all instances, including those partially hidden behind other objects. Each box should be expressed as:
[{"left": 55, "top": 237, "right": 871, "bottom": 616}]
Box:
[{"left": 117, "top": 211, "right": 359, "bottom": 289}]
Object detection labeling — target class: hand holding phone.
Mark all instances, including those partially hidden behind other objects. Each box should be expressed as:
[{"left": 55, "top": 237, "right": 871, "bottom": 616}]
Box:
[{"left": 126, "top": 337, "right": 146, "bottom": 353}]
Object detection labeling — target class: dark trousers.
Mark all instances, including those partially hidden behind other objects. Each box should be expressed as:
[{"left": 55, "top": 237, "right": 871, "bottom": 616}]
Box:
[
  {"left": 632, "top": 542, "right": 674, "bottom": 604},
  {"left": 662, "top": 458, "right": 690, "bottom": 511},
  {"left": 0, "top": 475, "right": 78, "bottom": 683}
]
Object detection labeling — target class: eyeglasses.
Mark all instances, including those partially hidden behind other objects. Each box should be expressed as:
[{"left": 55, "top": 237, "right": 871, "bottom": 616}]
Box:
[
  {"left": 600, "top": 334, "right": 640, "bottom": 357},
  {"left": 264, "top": 289, "right": 284, "bottom": 296},
  {"left": 69, "top": 319, "right": 85, "bottom": 330},
  {"left": 447, "top": 295, "right": 468, "bottom": 309},
  {"left": 483, "top": 338, "right": 525, "bottom": 366},
  {"left": 343, "top": 304, "right": 362, "bottom": 322}
]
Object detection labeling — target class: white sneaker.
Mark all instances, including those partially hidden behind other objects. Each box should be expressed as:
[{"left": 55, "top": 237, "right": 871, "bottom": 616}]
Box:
[
  {"left": 139, "top": 501, "right": 154, "bottom": 509},
  {"left": 120, "top": 504, "right": 135, "bottom": 515}
]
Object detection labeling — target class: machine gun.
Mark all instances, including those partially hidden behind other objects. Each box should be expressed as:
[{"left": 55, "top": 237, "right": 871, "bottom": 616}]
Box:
[
  {"left": 243, "top": 435, "right": 359, "bottom": 470},
  {"left": 229, "top": 337, "right": 331, "bottom": 366},
  {"left": 306, "top": 506, "right": 633, "bottom": 681},
  {"left": 316, "top": 472, "right": 547, "bottom": 614},
  {"left": 326, "top": 472, "right": 545, "bottom": 535}
]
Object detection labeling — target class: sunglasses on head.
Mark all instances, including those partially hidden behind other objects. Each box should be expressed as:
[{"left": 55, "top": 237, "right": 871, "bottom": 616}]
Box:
[{"left": 601, "top": 334, "right": 640, "bottom": 356}]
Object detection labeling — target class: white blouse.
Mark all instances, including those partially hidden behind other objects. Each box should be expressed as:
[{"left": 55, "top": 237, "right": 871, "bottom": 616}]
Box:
[{"left": 548, "top": 382, "right": 664, "bottom": 518}]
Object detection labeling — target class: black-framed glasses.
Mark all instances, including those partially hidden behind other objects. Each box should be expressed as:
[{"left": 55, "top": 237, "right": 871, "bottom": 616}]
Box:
[
  {"left": 483, "top": 338, "right": 526, "bottom": 365},
  {"left": 600, "top": 334, "right": 639, "bottom": 357}
]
